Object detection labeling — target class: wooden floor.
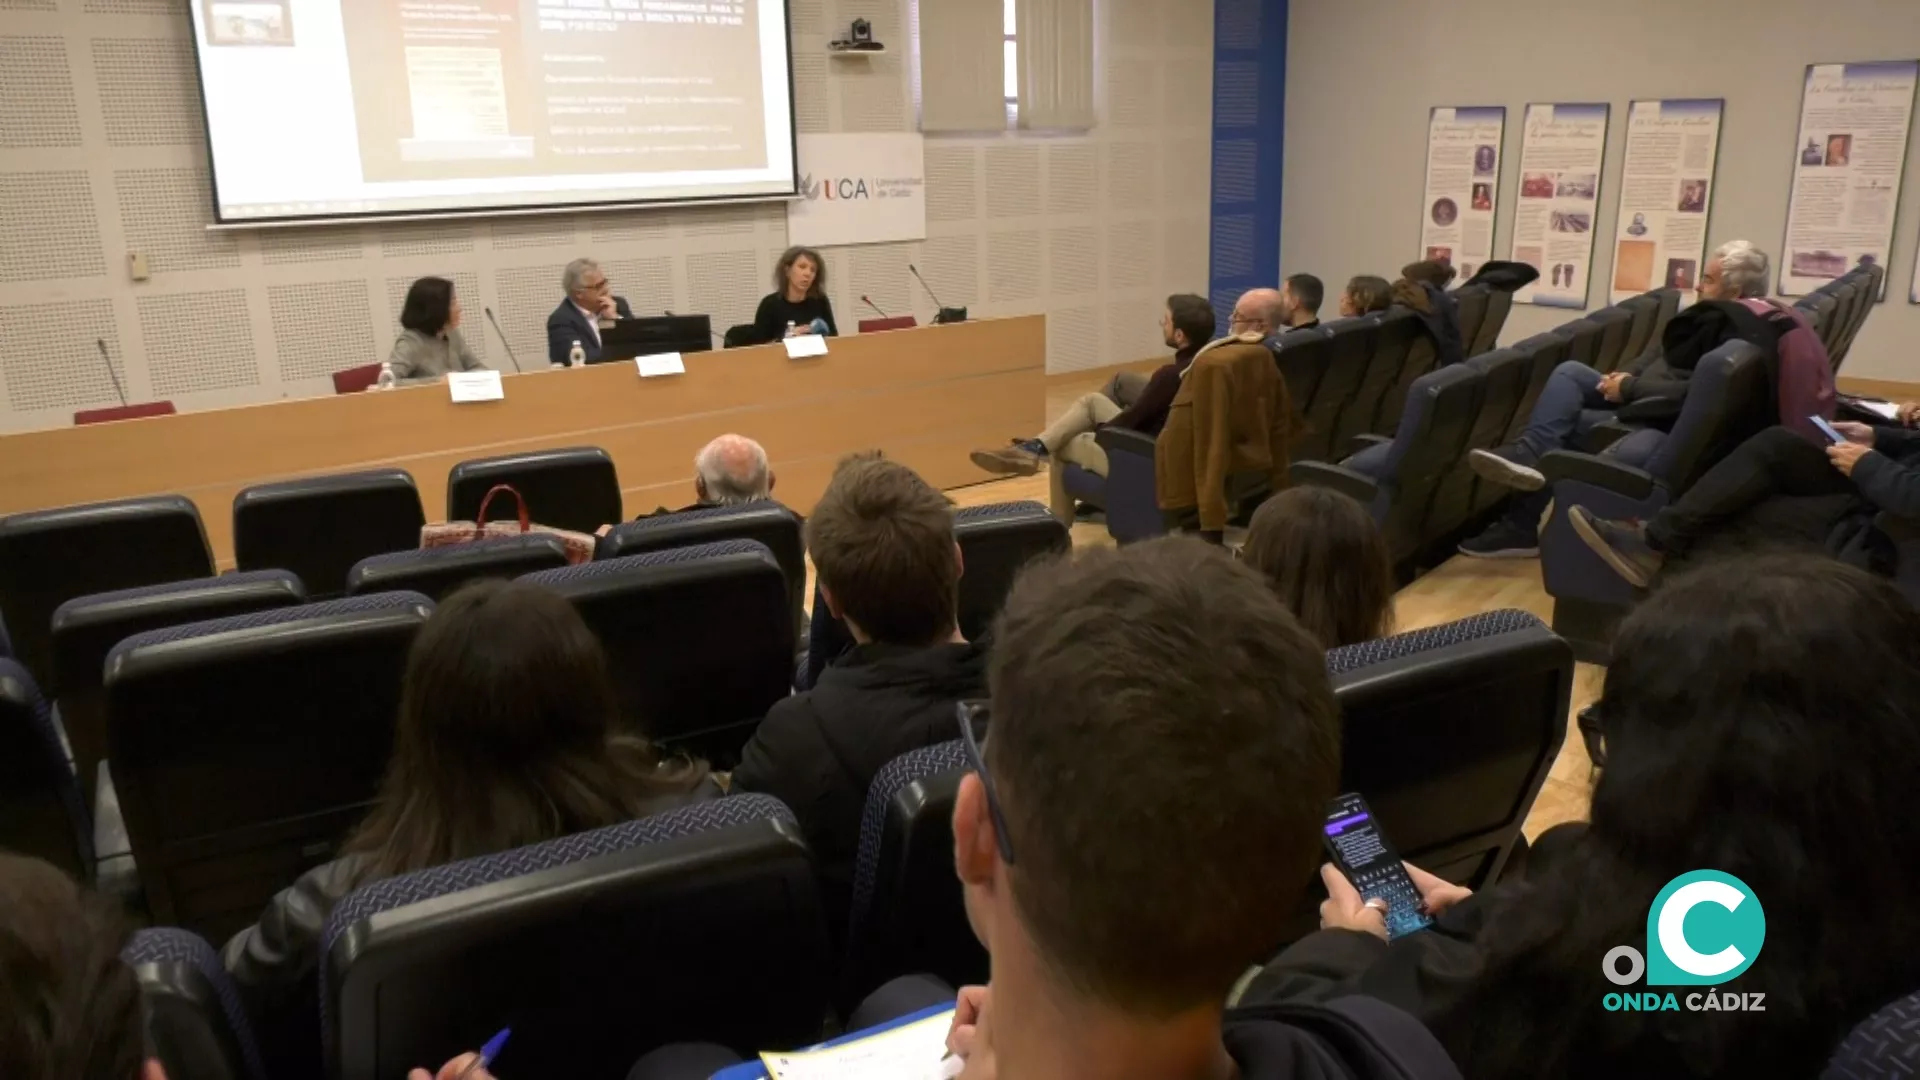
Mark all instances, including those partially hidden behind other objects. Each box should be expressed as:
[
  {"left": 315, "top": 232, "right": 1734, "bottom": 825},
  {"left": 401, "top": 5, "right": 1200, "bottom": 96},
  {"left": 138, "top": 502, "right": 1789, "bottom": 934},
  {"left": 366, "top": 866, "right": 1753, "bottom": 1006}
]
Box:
[{"left": 937, "top": 375, "right": 1597, "bottom": 840}]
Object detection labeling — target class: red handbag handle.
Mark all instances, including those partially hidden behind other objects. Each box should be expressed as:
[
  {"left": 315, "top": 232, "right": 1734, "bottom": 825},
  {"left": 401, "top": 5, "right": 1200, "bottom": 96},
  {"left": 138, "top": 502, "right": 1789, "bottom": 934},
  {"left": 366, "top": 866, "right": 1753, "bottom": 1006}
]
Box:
[{"left": 474, "top": 484, "right": 530, "bottom": 538}]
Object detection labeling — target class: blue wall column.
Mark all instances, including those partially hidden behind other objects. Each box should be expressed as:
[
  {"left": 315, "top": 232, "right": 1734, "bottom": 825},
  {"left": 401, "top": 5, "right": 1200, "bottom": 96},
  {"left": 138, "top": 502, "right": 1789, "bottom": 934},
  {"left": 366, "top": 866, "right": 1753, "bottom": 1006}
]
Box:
[{"left": 1208, "top": 0, "right": 1287, "bottom": 336}]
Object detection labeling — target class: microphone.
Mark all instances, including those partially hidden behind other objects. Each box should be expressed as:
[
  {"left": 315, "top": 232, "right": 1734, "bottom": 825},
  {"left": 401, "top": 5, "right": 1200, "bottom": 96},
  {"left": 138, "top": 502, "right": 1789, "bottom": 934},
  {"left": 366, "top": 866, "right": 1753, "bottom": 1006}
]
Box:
[
  {"left": 95, "top": 338, "right": 127, "bottom": 407},
  {"left": 665, "top": 311, "right": 725, "bottom": 345},
  {"left": 861, "top": 295, "right": 891, "bottom": 319},
  {"left": 483, "top": 307, "right": 524, "bottom": 373},
  {"left": 908, "top": 265, "right": 968, "bottom": 325}
]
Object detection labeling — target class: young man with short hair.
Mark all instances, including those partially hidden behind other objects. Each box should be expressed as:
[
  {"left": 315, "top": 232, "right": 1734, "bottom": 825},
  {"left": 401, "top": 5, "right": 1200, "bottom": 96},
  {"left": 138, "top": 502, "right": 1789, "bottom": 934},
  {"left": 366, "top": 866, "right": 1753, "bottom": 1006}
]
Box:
[
  {"left": 1281, "top": 273, "right": 1325, "bottom": 330},
  {"left": 946, "top": 538, "right": 1453, "bottom": 1079},
  {"left": 731, "top": 456, "right": 986, "bottom": 933}
]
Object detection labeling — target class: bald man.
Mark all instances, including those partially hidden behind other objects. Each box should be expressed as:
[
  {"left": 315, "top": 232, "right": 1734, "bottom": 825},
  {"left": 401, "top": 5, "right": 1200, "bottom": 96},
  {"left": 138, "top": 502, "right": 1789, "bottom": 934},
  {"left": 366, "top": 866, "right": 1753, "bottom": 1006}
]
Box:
[
  {"left": 1230, "top": 287, "right": 1288, "bottom": 339},
  {"left": 600, "top": 434, "right": 773, "bottom": 529}
]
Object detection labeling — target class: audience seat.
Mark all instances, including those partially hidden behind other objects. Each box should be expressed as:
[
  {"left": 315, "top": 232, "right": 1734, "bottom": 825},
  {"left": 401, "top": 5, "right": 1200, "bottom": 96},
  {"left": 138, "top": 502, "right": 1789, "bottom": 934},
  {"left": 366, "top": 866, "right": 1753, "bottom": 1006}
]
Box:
[
  {"left": 0, "top": 495, "right": 215, "bottom": 691},
  {"left": 1644, "top": 287, "right": 1681, "bottom": 358},
  {"left": 1536, "top": 340, "right": 1770, "bottom": 659},
  {"left": 843, "top": 739, "right": 986, "bottom": 1010},
  {"left": 105, "top": 592, "right": 433, "bottom": 941},
  {"left": 1614, "top": 291, "right": 1666, "bottom": 372},
  {"left": 233, "top": 470, "right": 427, "bottom": 598},
  {"left": 0, "top": 658, "right": 92, "bottom": 881},
  {"left": 1824, "top": 986, "right": 1920, "bottom": 1079},
  {"left": 1580, "top": 306, "right": 1636, "bottom": 374},
  {"left": 446, "top": 447, "right": 622, "bottom": 535},
  {"left": 345, "top": 534, "right": 571, "bottom": 601},
  {"left": 1453, "top": 285, "right": 1491, "bottom": 358},
  {"left": 1332, "top": 310, "right": 1422, "bottom": 454},
  {"left": 522, "top": 541, "right": 791, "bottom": 766},
  {"left": 50, "top": 571, "right": 306, "bottom": 805},
  {"left": 1796, "top": 293, "right": 1838, "bottom": 353},
  {"left": 1292, "top": 364, "right": 1483, "bottom": 571},
  {"left": 126, "top": 927, "right": 268, "bottom": 1080},
  {"left": 1294, "top": 319, "right": 1380, "bottom": 465},
  {"left": 1830, "top": 262, "right": 1885, "bottom": 371},
  {"left": 1459, "top": 346, "right": 1537, "bottom": 521},
  {"left": 1370, "top": 313, "right": 1439, "bottom": 438},
  {"left": 321, "top": 794, "right": 830, "bottom": 1080},
  {"left": 1329, "top": 609, "right": 1574, "bottom": 888},
  {"left": 1271, "top": 326, "right": 1336, "bottom": 460},
  {"left": 599, "top": 502, "right": 808, "bottom": 638},
  {"left": 953, "top": 502, "right": 1070, "bottom": 640},
  {"left": 1471, "top": 289, "right": 1513, "bottom": 356}
]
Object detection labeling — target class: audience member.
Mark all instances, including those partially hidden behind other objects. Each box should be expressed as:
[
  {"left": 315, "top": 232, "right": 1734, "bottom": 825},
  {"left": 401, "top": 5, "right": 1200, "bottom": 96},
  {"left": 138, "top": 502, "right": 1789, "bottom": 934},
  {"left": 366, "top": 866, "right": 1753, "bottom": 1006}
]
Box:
[
  {"left": 1281, "top": 273, "right": 1325, "bottom": 330},
  {"left": 224, "top": 580, "right": 714, "bottom": 1062},
  {"left": 754, "top": 246, "right": 838, "bottom": 343},
  {"left": 731, "top": 456, "right": 985, "bottom": 932},
  {"left": 385, "top": 276, "right": 489, "bottom": 386},
  {"left": 1251, "top": 555, "right": 1920, "bottom": 1080},
  {"left": 968, "top": 295, "right": 1216, "bottom": 521},
  {"left": 1241, "top": 487, "right": 1395, "bottom": 649},
  {"left": 943, "top": 538, "right": 1455, "bottom": 1079},
  {"left": 1570, "top": 409, "right": 1920, "bottom": 588},
  {"left": 1231, "top": 286, "right": 1289, "bottom": 339},
  {"left": 1339, "top": 275, "right": 1394, "bottom": 317},
  {"left": 1392, "top": 259, "right": 1465, "bottom": 368},
  {"left": 546, "top": 257, "right": 636, "bottom": 366}
]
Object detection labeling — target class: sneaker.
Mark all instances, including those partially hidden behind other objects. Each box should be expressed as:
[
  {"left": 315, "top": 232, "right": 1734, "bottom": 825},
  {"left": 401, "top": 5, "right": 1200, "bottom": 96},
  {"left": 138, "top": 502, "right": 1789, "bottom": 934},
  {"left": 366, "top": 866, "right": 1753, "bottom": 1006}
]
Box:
[
  {"left": 970, "top": 438, "right": 1046, "bottom": 477},
  {"left": 1458, "top": 518, "right": 1540, "bottom": 559},
  {"left": 1467, "top": 446, "right": 1546, "bottom": 492},
  {"left": 1568, "top": 506, "right": 1664, "bottom": 588}
]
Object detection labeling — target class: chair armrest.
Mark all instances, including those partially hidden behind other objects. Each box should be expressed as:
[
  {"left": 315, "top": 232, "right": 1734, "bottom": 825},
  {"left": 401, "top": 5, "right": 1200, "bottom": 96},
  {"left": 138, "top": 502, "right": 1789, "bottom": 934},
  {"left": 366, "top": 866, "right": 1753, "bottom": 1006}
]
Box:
[
  {"left": 1095, "top": 426, "right": 1157, "bottom": 458},
  {"left": 1539, "top": 450, "right": 1657, "bottom": 500},
  {"left": 1347, "top": 433, "right": 1391, "bottom": 457},
  {"left": 1288, "top": 461, "right": 1380, "bottom": 506},
  {"left": 1577, "top": 419, "right": 1635, "bottom": 454}
]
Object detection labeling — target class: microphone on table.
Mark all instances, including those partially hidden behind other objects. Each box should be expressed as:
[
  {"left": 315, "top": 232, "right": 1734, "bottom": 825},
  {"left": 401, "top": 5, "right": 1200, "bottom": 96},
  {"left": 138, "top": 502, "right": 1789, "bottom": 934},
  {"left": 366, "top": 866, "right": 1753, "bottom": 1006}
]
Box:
[
  {"left": 483, "top": 307, "right": 524, "bottom": 373},
  {"left": 908, "top": 265, "right": 968, "bottom": 325},
  {"left": 861, "top": 295, "right": 891, "bottom": 319},
  {"left": 95, "top": 338, "right": 128, "bottom": 407}
]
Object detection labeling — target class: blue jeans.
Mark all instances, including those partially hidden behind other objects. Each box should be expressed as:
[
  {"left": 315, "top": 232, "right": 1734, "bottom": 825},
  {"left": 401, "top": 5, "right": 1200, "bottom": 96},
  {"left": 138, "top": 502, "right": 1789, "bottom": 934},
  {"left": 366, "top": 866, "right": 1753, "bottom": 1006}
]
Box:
[
  {"left": 1518, "top": 361, "right": 1614, "bottom": 459},
  {"left": 1499, "top": 425, "right": 1663, "bottom": 536}
]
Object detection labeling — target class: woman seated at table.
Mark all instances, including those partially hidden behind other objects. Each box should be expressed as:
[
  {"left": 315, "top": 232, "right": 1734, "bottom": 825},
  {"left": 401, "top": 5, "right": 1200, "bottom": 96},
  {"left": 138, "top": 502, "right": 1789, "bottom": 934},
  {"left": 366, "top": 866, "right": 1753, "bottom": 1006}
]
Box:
[
  {"left": 753, "top": 246, "right": 838, "bottom": 342},
  {"left": 385, "top": 275, "right": 489, "bottom": 385}
]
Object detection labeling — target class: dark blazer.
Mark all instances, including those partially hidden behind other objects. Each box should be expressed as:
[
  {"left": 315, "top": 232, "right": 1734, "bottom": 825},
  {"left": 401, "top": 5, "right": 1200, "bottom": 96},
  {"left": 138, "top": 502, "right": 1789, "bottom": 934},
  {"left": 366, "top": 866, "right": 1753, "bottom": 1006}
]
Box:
[{"left": 546, "top": 295, "right": 635, "bottom": 366}]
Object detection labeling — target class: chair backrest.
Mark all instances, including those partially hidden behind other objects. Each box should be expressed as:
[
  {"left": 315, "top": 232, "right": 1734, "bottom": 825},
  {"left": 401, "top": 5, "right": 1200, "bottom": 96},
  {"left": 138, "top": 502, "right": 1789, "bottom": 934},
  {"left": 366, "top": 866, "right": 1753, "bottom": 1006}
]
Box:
[
  {"left": 1335, "top": 310, "right": 1421, "bottom": 450},
  {"left": 1640, "top": 339, "right": 1770, "bottom": 497},
  {"left": 1453, "top": 284, "right": 1492, "bottom": 357},
  {"left": 74, "top": 401, "right": 177, "bottom": 425},
  {"left": 1795, "top": 293, "right": 1838, "bottom": 350},
  {"left": 1373, "top": 321, "right": 1438, "bottom": 437},
  {"left": 1554, "top": 315, "right": 1605, "bottom": 373},
  {"left": 1831, "top": 263, "right": 1885, "bottom": 369},
  {"left": 233, "top": 470, "right": 427, "bottom": 598},
  {"left": 1645, "top": 287, "right": 1681, "bottom": 354},
  {"left": 1825, "top": 987, "right": 1920, "bottom": 1079},
  {"left": 323, "top": 795, "right": 829, "bottom": 1080},
  {"left": 50, "top": 571, "right": 306, "bottom": 805},
  {"left": 1512, "top": 330, "right": 1571, "bottom": 432},
  {"left": 126, "top": 927, "right": 267, "bottom": 1080},
  {"left": 1298, "top": 318, "right": 1382, "bottom": 464},
  {"left": 1328, "top": 610, "right": 1573, "bottom": 888},
  {"left": 522, "top": 542, "right": 791, "bottom": 765},
  {"left": 1271, "top": 327, "right": 1335, "bottom": 459},
  {"left": 446, "top": 447, "right": 622, "bottom": 535},
  {"left": 1456, "top": 346, "right": 1536, "bottom": 521},
  {"left": 599, "top": 502, "right": 808, "bottom": 639},
  {"left": 346, "top": 534, "right": 572, "bottom": 602},
  {"left": 858, "top": 316, "right": 918, "bottom": 333},
  {"left": 331, "top": 364, "right": 382, "bottom": 395},
  {"left": 1821, "top": 281, "right": 1858, "bottom": 358},
  {"left": 723, "top": 323, "right": 765, "bottom": 348},
  {"left": 1617, "top": 293, "right": 1662, "bottom": 368},
  {"left": 0, "top": 658, "right": 91, "bottom": 879},
  {"left": 953, "top": 502, "right": 1070, "bottom": 641},
  {"left": 1327, "top": 364, "right": 1481, "bottom": 566},
  {"left": 1583, "top": 306, "right": 1635, "bottom": 374},
  {"left": 105, "top": 592, "right": 432, "bottom": 940},
  {"left": 843, "top": 740, "right": 985, "bottom": 1008},
  {"left": 1472, "top": 289, "right": 1512, "bottom": 356},
  {"left": 0, "top": 496, "right": 215, "bottom": 690}
]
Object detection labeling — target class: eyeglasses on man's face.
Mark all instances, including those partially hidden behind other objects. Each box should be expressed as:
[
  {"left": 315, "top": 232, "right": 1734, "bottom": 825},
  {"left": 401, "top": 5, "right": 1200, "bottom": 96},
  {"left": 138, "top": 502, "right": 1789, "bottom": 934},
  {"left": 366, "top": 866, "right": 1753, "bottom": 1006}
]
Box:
[{"left": 956, "top": 700, "right": 1015, "bottom": 865}]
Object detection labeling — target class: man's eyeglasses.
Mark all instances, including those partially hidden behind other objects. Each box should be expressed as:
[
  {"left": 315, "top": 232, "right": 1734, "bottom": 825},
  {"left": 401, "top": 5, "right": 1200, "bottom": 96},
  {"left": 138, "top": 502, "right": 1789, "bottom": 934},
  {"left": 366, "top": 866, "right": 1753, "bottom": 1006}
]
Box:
[{"left": 956, "top": 700, "right": 1015, "bottom": 865}]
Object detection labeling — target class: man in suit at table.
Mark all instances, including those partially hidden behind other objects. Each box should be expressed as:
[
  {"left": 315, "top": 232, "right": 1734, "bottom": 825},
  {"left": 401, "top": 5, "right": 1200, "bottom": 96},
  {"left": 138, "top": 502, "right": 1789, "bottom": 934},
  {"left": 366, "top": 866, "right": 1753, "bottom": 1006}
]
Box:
[{"left": 546, "top": 257, "right": 635, "bottom": 366}]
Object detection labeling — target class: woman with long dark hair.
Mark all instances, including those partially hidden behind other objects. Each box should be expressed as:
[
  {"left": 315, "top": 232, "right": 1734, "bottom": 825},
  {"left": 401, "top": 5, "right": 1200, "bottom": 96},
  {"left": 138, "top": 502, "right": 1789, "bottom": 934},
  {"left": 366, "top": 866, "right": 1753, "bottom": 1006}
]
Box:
[
  {"left": 1240, "top": 487, "right": 1394, "bottom": 649},
  {"left": 224, "top": 580, "right": 712, "bottom": 1056},
  {"left": 385, "top": 275, "right": 489, "bottom": 385},
  {"left": 752, "top": 245, "right": 837, "bottom": 343},
  {"left": 1257, "top": 555, "right": 1920, "bottom": 1078}
]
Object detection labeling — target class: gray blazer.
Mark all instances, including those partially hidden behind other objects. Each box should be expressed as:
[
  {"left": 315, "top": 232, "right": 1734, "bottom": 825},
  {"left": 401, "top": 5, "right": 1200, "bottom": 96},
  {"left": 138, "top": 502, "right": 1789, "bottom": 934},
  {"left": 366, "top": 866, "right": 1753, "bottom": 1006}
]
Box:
[{"left": 387, "top": 328, "right": 487, "bottom": 384}]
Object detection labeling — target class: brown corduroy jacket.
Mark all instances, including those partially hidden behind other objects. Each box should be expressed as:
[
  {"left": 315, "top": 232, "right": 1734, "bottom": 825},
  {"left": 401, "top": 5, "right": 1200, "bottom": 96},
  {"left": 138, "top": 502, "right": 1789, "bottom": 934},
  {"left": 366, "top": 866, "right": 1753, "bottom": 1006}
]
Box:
[{"left": 1154, "top": 334, "right": 1295, "bottom": 531}]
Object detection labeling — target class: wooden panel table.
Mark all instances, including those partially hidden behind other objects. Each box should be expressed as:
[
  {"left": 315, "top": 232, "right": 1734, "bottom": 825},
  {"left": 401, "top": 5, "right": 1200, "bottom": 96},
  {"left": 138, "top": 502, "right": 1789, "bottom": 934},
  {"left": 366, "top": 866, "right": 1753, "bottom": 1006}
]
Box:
[{"left": 0, "top": 316, "right": 1046, "bottom": 567}]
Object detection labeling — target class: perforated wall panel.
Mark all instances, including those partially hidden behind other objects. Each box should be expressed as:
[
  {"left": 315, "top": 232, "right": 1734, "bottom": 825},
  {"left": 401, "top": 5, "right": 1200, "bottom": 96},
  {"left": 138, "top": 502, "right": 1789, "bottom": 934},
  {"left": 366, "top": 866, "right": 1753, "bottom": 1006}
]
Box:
[
  {"left": 1046, "top": 305, "right": 1101, "bottom": 372},
  {"left": 1108, "top": 57, "right": 1161, "bottom": 128},
  {"left": 851, "top": 243, "right": 915, "bottom": 317},
  {"left": 0, "top": 36, "right": 82, "bottom": 148},
  {"left": 1048, "top": 226, "right": 1099, "bottom": 296},
  {"left": 93, "top": 39, "right": 202, "bottom": 147},
  {"left": 602, "top": 256, "right": 678, "bottom": 319},
  {"left": 141, "top": 290, "right": 258, "bottom": 395},
  {"left": 1105, "top": 141, "right": 1159, "bottom": 210},
  {"left": 82, "top": 0, "right": 176, "bottom": 14},
  {"left": 269, "top": 280, "right": 377, "bottom": 382},
  {"left": 493, "top": 263, "right": 569, "bottom": 367},
  {"left": 490, "top": 216, "right": 580, "bottom": 250},
  {"left": 1108, "top": 220, "right": 1164, "bottom": 290},
  {"left": 590, "top": 212, "right": 672, "bottom": 246},
  {"left": 925, "top": 144, "right": 979, "bottom": 223},
  {"left": 687, "top": 251, "right": 764, "bottom": 332},
  {"left": 379, "top": 222, "right": 476, "bottom": 259},
  {"left": 985, "top": 145, "right": 1042, "bottom": 219},
  {"left": 0, "top": 299, "right": 123, "bottom": 411},
  {"left": 260, "top": 227, "right": 368, "bottom": 266},
  {"left": 1046, "top": 143, "right": 1097, "bottom": 215},
  {"left": 116, "top": 168, "right": 239, "bottom": 274},
  {"left": 987, "top": 230, "right": 1042, "bottom": 305},
  {"left": 839, "top": 53, "right": 909, "bottom": 132},
  {"left": 918, "top": 234, "right": 980, "bottom": 308},
  {"left": 0, "top": 171, "right": 106, "bottom": 283},
  {"left": 0, "top": 0, "right": 58, "bottom": 12}
]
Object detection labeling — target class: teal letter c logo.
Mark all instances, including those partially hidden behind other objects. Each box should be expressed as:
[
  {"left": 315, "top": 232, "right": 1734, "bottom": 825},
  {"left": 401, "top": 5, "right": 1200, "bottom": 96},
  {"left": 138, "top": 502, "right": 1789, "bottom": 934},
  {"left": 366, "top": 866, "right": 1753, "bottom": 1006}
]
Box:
[{"left": 1646, "top": 870, "right": 1765, "bottom": 986}]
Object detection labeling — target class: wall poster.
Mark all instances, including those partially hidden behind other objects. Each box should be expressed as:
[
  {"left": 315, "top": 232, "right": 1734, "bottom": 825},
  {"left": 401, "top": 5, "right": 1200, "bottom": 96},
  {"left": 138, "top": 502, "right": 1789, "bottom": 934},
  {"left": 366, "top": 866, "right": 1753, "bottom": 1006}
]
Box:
[
  {"left": 1780, "top": 60, "right": 1918, "bottom": 298},
  {"left": 1419, "top": 106, "right": 1506, "bottom": 281},
  {"left": 1608, "top": 98, "right": 1724, "bottom": 305},
  {"left": 1509, "top": 102, "right": 1610, "bottom": 308}
]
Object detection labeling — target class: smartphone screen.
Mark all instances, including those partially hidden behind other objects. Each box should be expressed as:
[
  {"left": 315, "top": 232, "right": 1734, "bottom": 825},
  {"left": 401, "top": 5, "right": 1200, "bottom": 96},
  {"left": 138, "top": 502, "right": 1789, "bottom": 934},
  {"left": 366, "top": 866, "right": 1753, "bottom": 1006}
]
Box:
[
  {"left": 1810, "top": 415, "right": 1845, "bottom": 445},
  {"left": 1323, "top": 793, "right": 1433, "bottom": 940}
]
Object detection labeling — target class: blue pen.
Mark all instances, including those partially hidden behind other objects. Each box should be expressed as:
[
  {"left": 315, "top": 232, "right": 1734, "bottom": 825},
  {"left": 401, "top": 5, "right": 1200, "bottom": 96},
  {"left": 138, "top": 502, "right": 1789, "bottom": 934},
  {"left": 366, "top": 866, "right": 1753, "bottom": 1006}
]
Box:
[{"left": 456, "top": 1028, "right": 511, "bottom": 1079}]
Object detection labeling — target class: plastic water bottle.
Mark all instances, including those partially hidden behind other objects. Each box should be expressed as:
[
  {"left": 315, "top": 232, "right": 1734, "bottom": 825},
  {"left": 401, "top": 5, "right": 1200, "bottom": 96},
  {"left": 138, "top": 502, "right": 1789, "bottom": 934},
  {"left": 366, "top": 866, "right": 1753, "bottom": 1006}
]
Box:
[
  {"left": 568, "top": 340, "right": 585, "bottom": 368},
  {"left": 374, "top": 362, "right": 395, "bottom": 390}
]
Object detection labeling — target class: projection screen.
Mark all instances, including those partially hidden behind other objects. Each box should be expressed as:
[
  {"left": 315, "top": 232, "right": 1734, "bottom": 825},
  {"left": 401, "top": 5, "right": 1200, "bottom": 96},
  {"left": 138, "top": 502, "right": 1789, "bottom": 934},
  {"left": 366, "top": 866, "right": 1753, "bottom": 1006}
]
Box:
[{"left": 189, "top": 0, "right": 796, "bottom": 225}]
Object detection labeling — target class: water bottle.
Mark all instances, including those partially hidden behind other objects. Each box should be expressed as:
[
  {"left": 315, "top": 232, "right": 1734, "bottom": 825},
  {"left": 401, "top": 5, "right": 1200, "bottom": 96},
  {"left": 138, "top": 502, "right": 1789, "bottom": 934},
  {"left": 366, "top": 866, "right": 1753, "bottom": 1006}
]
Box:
[
  {"left": 568, "top": 340, "right": 585, "bottom": 368},
  {"left": 374, "top": 362, "right": 395, "bottom": 390}
]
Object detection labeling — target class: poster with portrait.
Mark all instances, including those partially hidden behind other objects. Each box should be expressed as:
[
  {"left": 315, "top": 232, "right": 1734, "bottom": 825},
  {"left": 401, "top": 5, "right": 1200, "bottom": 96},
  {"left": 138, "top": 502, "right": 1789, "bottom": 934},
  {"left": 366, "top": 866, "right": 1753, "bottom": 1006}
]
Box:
[
  {"left": 1780, "top": 60, "right": 1918, "bottom": 298},
  {"left": 1607, "top": 99, "right": 1722, "bottom": 306},
  {"left": 1509, "top": 103, "right": 1610, "bottom": 308},
  {"left": 1419, "top": 106, "right": 1505, "bottom": 281}
]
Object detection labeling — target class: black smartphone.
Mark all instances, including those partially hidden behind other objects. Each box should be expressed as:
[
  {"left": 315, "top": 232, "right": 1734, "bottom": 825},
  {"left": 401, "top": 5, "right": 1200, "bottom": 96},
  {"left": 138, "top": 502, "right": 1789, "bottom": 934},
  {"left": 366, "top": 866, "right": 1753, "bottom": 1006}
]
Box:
[{"left": 1322, "top": 793, "right": 1433, "bottom": 940}]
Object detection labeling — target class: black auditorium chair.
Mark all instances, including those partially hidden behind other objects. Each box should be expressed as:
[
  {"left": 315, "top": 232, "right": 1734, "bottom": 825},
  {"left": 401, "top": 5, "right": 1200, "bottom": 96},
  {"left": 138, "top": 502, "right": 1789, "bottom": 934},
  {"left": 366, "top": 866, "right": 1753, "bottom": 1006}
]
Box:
[
  {"left": 1472, "top": 289, "right": 1513, "bottom": 357},
  {"left": 1826, "top": 986, "right": 1920, "bottom": 1078},
  {"left": 125, "top": 927, "right": 268, "bottom": 1080},
  {"left": 0, "top": 658, "right": 92, "bottom": 881},
  {"left": 1329, "top": 609, "right": 1573, "bottom": 888},
  {"left": 523, "top": 541, "right": 791, "bottom": 766},
  {"left": 446, "top": 447, "right": 622, "bottom": 536},
  {"left": 1371, "top": 317, "right": 1439, "bottom": 438},
  {"left": 952, "top": 502, "right": 1070, "bottom": 640},
  {"left": 598, "top": 502, "right": 809, "bottom": 638},
  {"left": 346, "top": 534, "right": 570, "bottom": 602},
  {"left": 1295, "top": 318, "right": 1379, "bottom": 465},
  {"left": 843, "top": 739, "right": 986, "bottom": 1011},
  {"left": 321, "top": 795, "right": 829, "bottom": 1080},
  {"left": 1453, "top": 284, "right": 1491, "bottom": 358},
  {"left": 1271, "top": 326, "right": 1336, "bottom": 460},
  {"left": 1581, "top": 305, "right": 1636, "bottom": 374},
  {"left": 1615, "top": 292, "right": 1664, "bottom": 371},
  {"left": 0, "top": 495, "right": 214, "bottom": 689},
  {"left": 50, "top": 571, "right": 306, "bottom": 805},
  {"left": 1329, "top": 310, "right": 1419, "bottom": 455},
  {"left": 1457, "top": 346, "right": 1534, "bottom": 523},
  {"left": 1832, "top": 262, "right": 1885, "bottom": 371},
  {"left": 105, "top": 592, "right": 433, "bottom": 942},
  {"left": 233, "top": 470, "right": 427, "bottom": 598},
  {"left": 1796, "top": 292, "right": 1839, "bottom": 355}
]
